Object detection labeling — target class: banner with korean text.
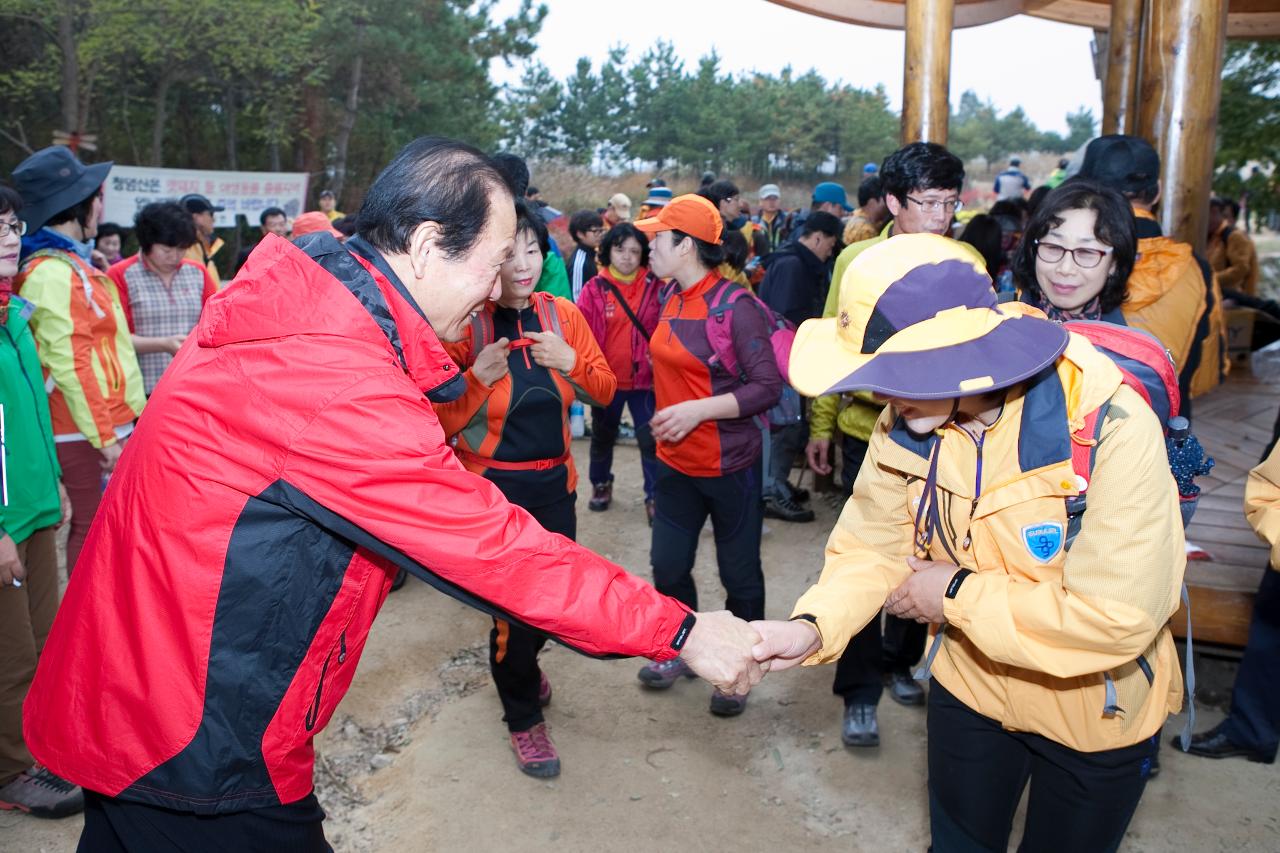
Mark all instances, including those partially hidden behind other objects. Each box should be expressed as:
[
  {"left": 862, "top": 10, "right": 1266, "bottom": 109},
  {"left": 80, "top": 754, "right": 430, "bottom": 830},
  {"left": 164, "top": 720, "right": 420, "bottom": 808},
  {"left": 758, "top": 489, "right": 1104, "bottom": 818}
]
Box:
[{"left": 102, "top": 166, "right": 310, "bottom": 229}]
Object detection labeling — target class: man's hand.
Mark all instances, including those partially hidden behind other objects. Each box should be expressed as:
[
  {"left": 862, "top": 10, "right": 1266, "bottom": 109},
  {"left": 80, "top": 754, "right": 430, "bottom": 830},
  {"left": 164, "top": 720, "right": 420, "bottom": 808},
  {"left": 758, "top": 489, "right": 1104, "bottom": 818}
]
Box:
[
  {"left": 0, "top": 533, "right": 25, "bottom": 586},
  {"left": 99, "top": 441, "right": 123, "bottom": 474},
  {"left": 472, "top": 338, "right": 511, "bottom": 386},
  {"left": 806, "top": 438, "right": 832, "bottom": 475},
  {"left": 750, "top": 619, "right": 821, "bottom": 672},
  {"left": 681, "top": 610, "right": 766, "bottom": 696},
  {"left": 526, "top": 330, "right": 577, "bottom": 374},
  {"left": 885, "top": 556, "right": 958, "bottom": 624},
  {"left": 651, "top": 400, "right": 708, "bottom": 444}
]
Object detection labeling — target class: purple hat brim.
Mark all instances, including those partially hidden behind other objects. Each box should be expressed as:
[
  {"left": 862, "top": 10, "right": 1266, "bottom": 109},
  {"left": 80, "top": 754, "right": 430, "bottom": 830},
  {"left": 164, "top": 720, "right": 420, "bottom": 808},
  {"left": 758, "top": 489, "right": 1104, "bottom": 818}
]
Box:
[{"left": 826, "top": 317, "right": 1070, "bottom": 400}]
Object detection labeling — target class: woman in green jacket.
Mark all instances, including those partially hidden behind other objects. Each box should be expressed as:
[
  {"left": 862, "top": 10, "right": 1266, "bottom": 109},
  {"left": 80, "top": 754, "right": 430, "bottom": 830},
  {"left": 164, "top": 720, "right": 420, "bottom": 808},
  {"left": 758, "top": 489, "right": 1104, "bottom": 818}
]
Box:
[{"left": 0, "top": 184, "right": 82, "bottom": 818}]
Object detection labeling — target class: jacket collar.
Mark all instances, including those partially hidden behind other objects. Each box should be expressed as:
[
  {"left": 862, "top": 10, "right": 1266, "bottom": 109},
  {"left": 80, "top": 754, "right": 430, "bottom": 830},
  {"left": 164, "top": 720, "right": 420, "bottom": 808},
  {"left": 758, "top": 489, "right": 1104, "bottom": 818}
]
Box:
[{"left": 309, "top": 233, "right": 465, "bottom": 403}]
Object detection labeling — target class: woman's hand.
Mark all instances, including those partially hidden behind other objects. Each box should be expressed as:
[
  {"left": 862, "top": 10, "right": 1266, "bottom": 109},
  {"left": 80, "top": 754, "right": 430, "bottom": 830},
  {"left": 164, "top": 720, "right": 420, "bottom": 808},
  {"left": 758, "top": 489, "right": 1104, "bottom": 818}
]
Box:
[
  {"left": 0, "top": 534, "right": 24, "bottom": 586},
  {"left": 167, "top": 333, "right": 186, "bottom": 355},
  {"left": 472, "top": 338, "right": 511, "bottom": 386},
  {"left": 526, "top": 330, "right": 577, "bottom": 374},
  {"left": 651, "top": 400, "right": 710, "bottom": 444},
  {"left": 885, "top": 556, "right": 958, "bottom": 624},
  {"left": 99, "top": 441, "right": 124, "bottom": 474}
]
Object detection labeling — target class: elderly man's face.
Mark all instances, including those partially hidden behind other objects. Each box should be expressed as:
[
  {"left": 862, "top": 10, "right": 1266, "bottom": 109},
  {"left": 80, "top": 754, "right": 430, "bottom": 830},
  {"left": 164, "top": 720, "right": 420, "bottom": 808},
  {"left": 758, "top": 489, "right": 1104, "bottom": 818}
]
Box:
[{"left": 419, "top": 188, "right": 517, "bottom": 342}]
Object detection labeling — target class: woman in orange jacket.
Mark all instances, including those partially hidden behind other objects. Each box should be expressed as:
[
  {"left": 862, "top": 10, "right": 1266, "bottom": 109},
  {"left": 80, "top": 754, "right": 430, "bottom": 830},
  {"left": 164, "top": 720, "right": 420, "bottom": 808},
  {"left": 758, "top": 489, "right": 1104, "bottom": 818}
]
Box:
[{"left": 433, "top": 201, "right": 615, "bottom": 780}]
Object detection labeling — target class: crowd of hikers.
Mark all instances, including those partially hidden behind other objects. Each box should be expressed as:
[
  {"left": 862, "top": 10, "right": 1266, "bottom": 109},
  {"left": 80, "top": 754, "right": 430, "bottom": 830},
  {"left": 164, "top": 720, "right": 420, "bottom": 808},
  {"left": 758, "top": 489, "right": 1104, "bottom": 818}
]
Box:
[{"left": 1, "top": 130, "right": 1277, "bottom": 853}]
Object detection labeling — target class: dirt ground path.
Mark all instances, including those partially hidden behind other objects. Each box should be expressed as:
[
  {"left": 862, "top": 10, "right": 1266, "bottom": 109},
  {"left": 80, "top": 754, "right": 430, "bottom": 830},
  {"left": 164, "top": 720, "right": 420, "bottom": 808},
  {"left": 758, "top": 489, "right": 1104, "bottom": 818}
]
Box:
[{"left": 6, "top": 443, "right": 1279, "bottom": 852}]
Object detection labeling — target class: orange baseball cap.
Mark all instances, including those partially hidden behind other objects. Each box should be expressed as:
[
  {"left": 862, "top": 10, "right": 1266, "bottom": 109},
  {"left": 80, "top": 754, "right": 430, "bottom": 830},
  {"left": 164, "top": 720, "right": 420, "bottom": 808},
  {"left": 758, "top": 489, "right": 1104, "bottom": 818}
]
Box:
[{"left": 633, "top": 194, "right": 723, "bottom": 244}]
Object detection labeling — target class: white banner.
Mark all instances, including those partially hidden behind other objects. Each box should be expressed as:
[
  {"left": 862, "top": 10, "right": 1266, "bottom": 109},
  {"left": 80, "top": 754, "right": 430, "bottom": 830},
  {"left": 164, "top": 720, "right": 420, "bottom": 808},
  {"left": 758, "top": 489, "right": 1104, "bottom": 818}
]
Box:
[{"left": 102, "top": 166, "right": 310, "bottom": 229}]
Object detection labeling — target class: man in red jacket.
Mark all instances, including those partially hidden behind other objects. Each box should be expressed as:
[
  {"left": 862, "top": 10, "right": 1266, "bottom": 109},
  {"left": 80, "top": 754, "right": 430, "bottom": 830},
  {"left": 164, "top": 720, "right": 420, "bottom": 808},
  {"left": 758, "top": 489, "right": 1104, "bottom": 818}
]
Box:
[{"left": 23, "top": 137, "right": 763, "bottom": 851}]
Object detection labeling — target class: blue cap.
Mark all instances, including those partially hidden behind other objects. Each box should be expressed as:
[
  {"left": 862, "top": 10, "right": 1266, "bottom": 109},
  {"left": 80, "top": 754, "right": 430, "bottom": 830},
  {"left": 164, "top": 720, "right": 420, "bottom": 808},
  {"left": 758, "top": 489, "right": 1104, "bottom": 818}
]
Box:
[
  {"left": 812, "top": 182, "right": 853, "bottom": 212},
  {"left": 643, "top": 186, "right": 674, "bottom": 206},
  {"left": 863, "top": 162, "right": 879, "bottom": 174}
]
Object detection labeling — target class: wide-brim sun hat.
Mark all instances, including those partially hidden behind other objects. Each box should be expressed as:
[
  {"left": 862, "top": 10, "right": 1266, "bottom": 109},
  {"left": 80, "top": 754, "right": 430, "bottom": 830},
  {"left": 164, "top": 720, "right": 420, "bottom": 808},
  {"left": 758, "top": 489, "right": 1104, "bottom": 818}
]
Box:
[
  {"left": 11, "top": 146, "right": 113, "bottom": 233},
  {"left": 789, "top": 233, "right": 1069, "bottom": 401}
]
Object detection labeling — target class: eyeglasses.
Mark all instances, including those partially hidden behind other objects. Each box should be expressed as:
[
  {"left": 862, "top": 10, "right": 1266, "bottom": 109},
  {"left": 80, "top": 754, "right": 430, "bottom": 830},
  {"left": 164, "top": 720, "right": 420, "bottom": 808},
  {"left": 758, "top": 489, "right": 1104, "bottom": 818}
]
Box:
[
  {"left": 905, "top": 196, "right": 963, "bottom": 214},
  {"left": 0, "top": 220, "right": 27, "bottom": 238},
  {"left": 1034, "top": 240, "right": 1112, "bottom": 269}
]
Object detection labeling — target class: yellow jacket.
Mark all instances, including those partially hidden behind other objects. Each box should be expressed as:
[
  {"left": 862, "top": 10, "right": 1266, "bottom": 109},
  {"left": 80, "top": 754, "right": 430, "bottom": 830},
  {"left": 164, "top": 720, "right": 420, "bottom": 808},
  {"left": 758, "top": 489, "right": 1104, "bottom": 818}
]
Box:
[
  {"left": 1127, "top": 209, "right": 1225, "bottom": 399},
  {"left": 1207, "top": 222, "right": 1259, "bottom": 297},
  {"left": 1246, "top": 442, "right": 1280, "bottom": 570},
  {"left": 793, "top": 333, "right": 1186, "bottom": 752},
  {"left": 185, "top": 236, "right": 225, "bottom": 290}
]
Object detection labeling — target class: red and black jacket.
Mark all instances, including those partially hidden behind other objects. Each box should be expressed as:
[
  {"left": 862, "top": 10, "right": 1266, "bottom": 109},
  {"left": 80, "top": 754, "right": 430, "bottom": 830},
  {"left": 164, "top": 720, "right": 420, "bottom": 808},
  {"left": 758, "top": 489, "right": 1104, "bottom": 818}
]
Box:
[{"left": 23, "top": 233, "right": 692, "bottom": 814}]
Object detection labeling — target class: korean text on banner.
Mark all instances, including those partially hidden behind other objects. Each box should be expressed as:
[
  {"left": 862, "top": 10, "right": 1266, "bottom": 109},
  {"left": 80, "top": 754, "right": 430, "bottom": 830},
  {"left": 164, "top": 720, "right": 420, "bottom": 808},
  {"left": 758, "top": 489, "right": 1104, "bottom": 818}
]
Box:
[{"left": 103, "top": 166, "right": 310, "bottom": 229}]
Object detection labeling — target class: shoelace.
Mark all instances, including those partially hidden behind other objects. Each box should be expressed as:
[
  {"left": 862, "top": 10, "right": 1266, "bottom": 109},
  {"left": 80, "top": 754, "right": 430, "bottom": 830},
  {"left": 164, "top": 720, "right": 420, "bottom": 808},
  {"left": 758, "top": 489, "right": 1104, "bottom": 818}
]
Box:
[
  {"left": 27, "top": 766, "right": 75, "bottom": 793},
  {"left": 516, "top": 726, "right": 555, "bottom": 759}
]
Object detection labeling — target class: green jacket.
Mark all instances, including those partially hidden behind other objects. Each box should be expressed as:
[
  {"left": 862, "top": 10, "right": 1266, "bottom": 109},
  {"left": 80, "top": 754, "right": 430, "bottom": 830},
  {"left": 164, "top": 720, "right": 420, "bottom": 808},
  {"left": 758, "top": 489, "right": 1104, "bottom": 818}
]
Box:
[
  {"left": 535, "top": 253, "right": 572, "bottom": 300},
  {"left": 1, "top": 295, "right": 62, "bottom": 543},
  {"left": 812, "top": 224, "right": 894, "bottom": 443}
]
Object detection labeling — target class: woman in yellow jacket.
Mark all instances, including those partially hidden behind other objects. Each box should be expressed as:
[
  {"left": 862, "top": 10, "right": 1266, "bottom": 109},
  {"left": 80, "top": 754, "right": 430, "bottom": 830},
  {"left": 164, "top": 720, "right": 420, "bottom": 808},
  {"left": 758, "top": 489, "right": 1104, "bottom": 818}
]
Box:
[
  {"left": 11, "top": 147, "right": 144, "bottom": 575},
  {"left": 1182, "top": 441, "right": 1280, "bottom": 764},
  {"left": 753, "top": 234, "right": 1185, "bottom": 853}
]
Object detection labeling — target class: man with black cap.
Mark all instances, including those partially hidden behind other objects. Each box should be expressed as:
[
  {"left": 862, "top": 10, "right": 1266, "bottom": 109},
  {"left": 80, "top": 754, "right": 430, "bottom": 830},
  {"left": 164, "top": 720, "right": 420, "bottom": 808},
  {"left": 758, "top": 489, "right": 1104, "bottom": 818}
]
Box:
[
  {"left": 180, "top": 193, "right": 225, "bottom": 289},
  {"left": 1076, "top": 133, "right": 1225, "bottom": 406}
]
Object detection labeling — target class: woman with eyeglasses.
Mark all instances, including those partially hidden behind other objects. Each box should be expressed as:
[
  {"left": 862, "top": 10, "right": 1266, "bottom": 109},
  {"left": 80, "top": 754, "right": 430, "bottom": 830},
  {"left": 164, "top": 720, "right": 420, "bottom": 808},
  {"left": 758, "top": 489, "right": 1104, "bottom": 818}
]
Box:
[
  {"left": 11, "top": 147, "right": 144, "bottom": 577},
  {"left": 1012, "top": 181, "right": 1136, "bottom": 324}
]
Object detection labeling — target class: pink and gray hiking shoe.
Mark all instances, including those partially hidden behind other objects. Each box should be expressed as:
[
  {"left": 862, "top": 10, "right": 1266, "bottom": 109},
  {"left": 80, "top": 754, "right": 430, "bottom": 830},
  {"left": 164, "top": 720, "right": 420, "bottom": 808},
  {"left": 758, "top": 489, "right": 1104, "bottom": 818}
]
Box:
[
  {"left": 637, "top": 656, "right": 696, "bottom": 689},
  {"left": 510, "top": 722, "right": 561, "bottom": 778},
  {"left": 0, "top": 764, "right": 84, "bottom": 818}
]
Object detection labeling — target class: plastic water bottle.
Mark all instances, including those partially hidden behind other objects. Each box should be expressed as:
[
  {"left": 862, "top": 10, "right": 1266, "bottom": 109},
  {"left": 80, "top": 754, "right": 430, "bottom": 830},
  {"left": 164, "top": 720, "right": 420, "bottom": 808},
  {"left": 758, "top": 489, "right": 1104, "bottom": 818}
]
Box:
[{"left": 569, "top": 401, "right": 585, "bottom": 438}]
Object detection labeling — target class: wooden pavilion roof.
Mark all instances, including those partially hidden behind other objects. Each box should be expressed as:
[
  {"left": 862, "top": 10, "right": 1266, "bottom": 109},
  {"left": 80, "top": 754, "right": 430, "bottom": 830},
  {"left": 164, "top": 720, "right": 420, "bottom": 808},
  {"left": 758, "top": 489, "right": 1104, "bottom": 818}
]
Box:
[{"left": 767, "top": 0, "right": 1280, "bottom": 38}]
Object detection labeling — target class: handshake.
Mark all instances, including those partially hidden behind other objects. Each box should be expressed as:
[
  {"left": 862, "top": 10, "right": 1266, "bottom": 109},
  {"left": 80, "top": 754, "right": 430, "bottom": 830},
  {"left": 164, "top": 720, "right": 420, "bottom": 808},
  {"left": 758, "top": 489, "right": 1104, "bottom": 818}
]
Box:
[{"left": 678, "top": 611, "right": 824, "bottom": 695}]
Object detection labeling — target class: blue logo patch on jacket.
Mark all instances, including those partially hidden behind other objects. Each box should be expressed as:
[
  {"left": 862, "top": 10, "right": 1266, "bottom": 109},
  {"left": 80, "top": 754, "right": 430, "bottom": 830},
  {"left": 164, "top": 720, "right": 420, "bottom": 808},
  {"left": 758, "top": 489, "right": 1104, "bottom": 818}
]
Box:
[{"left": 1021, "top": 522, "right": 1064, "bottom": 563}]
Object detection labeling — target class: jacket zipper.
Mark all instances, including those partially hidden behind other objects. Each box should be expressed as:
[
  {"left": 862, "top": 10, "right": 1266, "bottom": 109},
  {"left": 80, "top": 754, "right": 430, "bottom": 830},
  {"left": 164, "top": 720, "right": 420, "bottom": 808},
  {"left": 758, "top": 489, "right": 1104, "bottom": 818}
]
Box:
[
  {"left": 2, "top": 324, "right": 61, "bottom": 484},
  {"left": 304, "top": 629, "right": 346, "bottom": 732}
]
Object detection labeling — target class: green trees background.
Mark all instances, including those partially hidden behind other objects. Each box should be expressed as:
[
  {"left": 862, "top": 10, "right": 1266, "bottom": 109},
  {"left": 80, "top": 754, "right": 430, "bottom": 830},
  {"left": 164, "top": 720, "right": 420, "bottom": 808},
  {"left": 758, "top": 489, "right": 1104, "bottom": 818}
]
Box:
[{"left": 0, "top": 0, "right": 1276, "bottom": 214}]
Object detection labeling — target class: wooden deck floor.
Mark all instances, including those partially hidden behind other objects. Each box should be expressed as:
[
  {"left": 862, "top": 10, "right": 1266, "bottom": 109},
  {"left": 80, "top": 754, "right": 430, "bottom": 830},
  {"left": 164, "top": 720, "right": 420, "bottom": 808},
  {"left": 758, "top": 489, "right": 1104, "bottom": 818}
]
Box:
[{"left": 1173, "top": 373, "right": 1277, "bottom": 646}]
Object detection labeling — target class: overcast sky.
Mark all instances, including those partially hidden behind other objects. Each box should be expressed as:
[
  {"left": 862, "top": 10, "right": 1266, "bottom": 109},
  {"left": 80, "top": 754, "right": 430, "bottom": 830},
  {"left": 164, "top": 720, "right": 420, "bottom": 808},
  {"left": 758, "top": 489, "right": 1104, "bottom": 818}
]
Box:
[{"left": 489, "top": 0, "right": 1102, "bottom": 135}]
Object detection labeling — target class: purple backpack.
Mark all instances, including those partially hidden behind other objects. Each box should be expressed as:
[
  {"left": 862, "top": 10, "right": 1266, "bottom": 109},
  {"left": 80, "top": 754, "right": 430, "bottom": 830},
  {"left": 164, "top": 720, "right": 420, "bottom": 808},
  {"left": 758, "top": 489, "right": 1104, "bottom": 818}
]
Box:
[{"left": 683, "top": 278, "right": 795, "bottom": 385}]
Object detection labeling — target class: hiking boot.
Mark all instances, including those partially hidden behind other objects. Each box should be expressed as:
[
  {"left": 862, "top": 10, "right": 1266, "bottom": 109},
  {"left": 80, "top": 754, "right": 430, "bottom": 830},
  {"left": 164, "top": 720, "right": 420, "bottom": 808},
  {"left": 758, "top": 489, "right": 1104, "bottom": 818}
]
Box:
[
  {"left": 764, "top": 494, "right": 815, "bottom": 523},
  {"left": 538, "top": 671, "right": 552, "bottom": 708},
  {"left": 637, "top": 656, "right": 695, "bottom": 689},
  {"left": 509, "top": 722, "right": 561, "bottom": 778},
  {"left": 645, "top": 498, "right": 655, "bottom": 527},
  {"left": 588, "top": 481, "right": 612, "bottom": 512},
  {"left": 0, "top": 765, "right": 84, "bottom": 818},
  {"left": 789, "top": 486, "right": 811, "bottom": 503},
  {"left": 841, "top": 704, "right": 880, "bottom": 748},
  {"left": 887, "top": 670, "right": 925, "bottom": 706},
  {"left": 709, "top": 690, "right": 748, "bottom": 717}
]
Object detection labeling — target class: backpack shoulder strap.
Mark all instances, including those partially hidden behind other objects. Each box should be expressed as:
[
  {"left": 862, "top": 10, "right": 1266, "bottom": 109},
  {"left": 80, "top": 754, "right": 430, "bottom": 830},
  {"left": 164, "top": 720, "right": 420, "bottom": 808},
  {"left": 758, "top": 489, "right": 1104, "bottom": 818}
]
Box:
[
  {"left": 468, "top": 306, "right": 494, "bottom": 366},
  {"left": 532, "top": 291, "right": 564, "bottom": 339},
  {"left": 704, "top": 279, "right": 749, "bottom": 382},
  {"left": 1065, "top": 398, "right": 1110, "bottom": 551}
]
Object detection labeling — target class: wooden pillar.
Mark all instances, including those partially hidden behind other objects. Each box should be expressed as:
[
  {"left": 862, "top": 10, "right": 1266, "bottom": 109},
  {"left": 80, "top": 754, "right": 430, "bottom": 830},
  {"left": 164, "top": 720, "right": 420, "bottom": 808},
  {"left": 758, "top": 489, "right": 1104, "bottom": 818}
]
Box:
[
  {"left": 1101, "top": 0, "right": 1145, "bottom": 136},
  {"left": 901, "top": 0, "right": 954, "bottom": 145},
  {"left": 1136, "top": 0, "right": 1229, "bottom": 252}
]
